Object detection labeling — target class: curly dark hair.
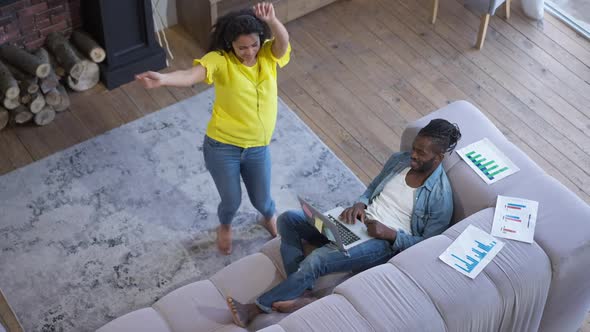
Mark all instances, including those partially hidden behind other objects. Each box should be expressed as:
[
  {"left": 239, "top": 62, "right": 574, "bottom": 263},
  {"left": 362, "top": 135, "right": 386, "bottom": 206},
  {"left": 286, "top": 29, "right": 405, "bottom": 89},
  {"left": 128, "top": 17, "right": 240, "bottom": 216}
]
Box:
[
  {"left": 208, "top": 8, "right": 272, "bottom": 53},
  {"left": 417, "top": 119, "right": 462, "bottom": 154}
]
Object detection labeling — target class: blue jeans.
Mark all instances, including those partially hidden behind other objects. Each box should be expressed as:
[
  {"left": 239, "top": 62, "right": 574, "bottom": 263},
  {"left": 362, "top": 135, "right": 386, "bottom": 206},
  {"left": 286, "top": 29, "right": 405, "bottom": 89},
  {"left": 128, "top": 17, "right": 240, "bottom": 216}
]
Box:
[
  {"left": 203, "top": 135, "right": 276, "bottom": 225},
  {"left": 255, "top": 210, "right": 395, "bottom": 312}
]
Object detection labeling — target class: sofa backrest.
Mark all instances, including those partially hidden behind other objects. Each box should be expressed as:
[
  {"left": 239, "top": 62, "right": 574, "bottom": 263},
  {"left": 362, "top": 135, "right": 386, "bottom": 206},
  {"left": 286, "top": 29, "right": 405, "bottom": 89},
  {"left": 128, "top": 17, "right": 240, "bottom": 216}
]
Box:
[
  {"left": 400, "top": 101, "right": 590, "bottom": 331},
  {"left": 399, "top": 101, "right": 546, "bottom": 223}
]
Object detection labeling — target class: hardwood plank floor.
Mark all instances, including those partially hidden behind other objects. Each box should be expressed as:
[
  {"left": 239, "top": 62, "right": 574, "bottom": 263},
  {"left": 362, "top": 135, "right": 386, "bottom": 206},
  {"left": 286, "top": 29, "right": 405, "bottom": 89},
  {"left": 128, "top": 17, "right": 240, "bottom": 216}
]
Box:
[{"left": 0, "top": 1, "right": 589, "bottom": 206}]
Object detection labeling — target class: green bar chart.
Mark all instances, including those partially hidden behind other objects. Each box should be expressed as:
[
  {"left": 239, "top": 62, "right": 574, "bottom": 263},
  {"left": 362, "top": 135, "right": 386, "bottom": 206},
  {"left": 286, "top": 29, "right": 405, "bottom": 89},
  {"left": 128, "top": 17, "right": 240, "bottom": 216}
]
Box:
[{"left": 457, "top": 138, "right": 520, "bottom": 184}]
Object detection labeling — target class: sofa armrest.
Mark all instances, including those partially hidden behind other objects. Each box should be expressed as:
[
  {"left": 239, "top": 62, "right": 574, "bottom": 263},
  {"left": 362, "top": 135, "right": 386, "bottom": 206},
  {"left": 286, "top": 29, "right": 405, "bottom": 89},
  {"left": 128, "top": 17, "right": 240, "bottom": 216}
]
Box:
[
  {"left": 210, "top": 253, "right": 283, "bottom": 304},
  {"left": 152, "top": 280, "right": 237, "bottom": 332}
]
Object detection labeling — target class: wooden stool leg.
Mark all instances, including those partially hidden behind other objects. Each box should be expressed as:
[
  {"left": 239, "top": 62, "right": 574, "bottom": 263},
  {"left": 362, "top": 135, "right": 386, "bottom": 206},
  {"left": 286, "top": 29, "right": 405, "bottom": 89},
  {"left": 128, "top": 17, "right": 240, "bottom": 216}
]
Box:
[
  {"left": 505, "top": 0, "right": 511, "bottom": 19},
  {"left": 432, "top": 0, "right": 439, "bottom": 24},
  {"left": 476, "top": 14, "right": 491, "bottom": 50}
]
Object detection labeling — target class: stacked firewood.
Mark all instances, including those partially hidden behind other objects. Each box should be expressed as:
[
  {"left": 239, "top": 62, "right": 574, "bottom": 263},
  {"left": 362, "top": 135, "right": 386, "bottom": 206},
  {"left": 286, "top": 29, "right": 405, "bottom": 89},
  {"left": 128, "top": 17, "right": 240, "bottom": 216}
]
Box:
[{"left": 0, "top": 31, "right": 105, "bottom": 131}]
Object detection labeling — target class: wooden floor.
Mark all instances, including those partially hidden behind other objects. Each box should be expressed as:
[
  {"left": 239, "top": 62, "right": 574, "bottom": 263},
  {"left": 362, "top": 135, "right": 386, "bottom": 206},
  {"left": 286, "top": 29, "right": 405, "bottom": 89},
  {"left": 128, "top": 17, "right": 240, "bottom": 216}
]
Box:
[{"left": 1, "top": 0, "right": 590, "bottom": 205}]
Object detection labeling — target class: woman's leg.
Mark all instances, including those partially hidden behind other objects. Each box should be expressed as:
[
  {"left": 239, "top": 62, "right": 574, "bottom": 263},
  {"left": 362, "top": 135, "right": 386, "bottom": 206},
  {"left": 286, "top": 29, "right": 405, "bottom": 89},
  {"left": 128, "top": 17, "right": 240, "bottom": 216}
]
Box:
[
  {"left": 203, "top": 136, "right": 243, "bottom": 254},
  {"left": 240, "top": 145, "right": 277, "bottom": 236}
]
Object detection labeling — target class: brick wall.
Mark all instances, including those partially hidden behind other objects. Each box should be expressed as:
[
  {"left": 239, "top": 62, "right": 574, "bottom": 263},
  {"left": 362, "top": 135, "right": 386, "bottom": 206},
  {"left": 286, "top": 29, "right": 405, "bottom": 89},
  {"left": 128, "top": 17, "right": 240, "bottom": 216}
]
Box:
[{"left": 0, "top": 0, "right": 81, "bottom": 50}]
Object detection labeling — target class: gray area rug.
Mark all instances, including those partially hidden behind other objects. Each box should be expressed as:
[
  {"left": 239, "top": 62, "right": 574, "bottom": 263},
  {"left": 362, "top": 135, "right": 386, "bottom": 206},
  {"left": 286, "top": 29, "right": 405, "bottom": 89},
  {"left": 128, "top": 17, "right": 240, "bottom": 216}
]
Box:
[{"left": 0, "top": 88, "right": 365, "bottom": 332}]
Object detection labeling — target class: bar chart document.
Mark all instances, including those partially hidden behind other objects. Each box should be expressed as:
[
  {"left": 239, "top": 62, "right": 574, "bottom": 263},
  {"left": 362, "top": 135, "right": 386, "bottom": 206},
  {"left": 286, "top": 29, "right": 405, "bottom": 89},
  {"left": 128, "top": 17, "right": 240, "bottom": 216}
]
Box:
[
  {"left": 439, "top": 225, "right": 505, "bottom": 279},
  {"left": 456, "top": 138, "right": 520, "bottom": 184},
  {"left": 491, "top": 195, "right": 538, "bottom": 243}
]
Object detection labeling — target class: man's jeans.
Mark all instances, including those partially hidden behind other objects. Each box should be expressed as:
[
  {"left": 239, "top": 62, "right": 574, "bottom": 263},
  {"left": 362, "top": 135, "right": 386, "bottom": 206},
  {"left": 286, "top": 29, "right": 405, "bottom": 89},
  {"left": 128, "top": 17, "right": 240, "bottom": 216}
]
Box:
[
  {"left": 256, "top": 210, "right": 395, "bottom": 312},
  {"left": 203, "top": 135, "right": 276, "bottom": 225}
]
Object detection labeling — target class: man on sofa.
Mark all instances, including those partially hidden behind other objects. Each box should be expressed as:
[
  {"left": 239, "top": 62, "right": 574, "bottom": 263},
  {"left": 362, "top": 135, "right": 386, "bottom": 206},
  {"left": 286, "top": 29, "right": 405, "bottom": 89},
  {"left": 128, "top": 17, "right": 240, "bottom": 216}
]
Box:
[{"left": 227, "top": 119, "right": 462, "bottom": 327}]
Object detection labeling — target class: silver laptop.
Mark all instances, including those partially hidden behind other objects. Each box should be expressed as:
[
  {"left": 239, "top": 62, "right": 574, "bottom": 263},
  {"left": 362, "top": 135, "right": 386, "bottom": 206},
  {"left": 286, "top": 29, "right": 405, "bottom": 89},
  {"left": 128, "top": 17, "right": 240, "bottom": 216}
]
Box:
[{"left": 298, "top": 196, "right": 373, "bottom": 255}]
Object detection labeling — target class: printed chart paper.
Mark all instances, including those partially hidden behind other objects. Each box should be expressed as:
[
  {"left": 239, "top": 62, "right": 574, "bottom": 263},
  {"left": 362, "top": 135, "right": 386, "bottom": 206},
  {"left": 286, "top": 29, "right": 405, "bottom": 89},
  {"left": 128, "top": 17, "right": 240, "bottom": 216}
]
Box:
[
  {"left": 439, "top": 225, "right": 504, "bottom": 279},
  {"left": 456, "top": 138, "right": 520, "bottom": 184},
  {"left": 491, "top": 196, "right": 538, "bottom": 243}
]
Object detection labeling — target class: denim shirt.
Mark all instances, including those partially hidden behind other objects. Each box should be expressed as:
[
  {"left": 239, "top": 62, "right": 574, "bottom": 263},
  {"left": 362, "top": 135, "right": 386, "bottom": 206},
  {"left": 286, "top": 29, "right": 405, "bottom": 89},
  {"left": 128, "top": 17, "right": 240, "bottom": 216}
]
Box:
[{"left": 357, "top": 152, "right": 454, "bottom": 253}]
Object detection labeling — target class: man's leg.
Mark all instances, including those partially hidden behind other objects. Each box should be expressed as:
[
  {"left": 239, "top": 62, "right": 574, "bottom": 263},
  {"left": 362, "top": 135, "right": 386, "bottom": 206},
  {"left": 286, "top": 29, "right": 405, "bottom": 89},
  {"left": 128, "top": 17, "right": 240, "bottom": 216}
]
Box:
[
  {"left": 254, "top": 238, "right": 394, "bottom": 313},
  {"left": 277, "top": 210, "right": 331, "bottom": 276}
]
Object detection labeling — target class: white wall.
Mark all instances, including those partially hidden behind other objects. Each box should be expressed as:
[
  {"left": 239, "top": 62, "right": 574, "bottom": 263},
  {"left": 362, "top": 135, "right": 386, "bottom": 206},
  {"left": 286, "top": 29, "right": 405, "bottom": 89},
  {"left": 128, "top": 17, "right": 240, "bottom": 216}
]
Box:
[{"left": 151, "top": 0, "right": 178, "bottom": 30}]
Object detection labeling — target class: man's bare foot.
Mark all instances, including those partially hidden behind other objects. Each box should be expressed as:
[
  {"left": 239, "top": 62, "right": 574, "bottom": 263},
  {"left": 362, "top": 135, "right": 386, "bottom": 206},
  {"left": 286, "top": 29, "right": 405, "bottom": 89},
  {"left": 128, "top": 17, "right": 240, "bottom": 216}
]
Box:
[
  {"left": 271, "top": 296, "right": 318, "bottom": 313},
  {"left": 226, "top": 297, "right": 261, "bottom": 327},
  {"left": 260, "top": 214, "right": 278, "bottom": 238},
  {"left": 217, "top": 225, "right": 232, "bottom": 255}
]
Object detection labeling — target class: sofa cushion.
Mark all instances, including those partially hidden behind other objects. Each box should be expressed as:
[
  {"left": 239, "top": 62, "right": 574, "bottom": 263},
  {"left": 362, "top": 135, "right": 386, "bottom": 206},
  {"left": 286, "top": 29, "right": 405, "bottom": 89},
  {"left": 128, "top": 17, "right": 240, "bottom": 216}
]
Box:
[
  {"left": 275, "top": 294, "right": 374, "bottom": 331},
  {"left": 390, "top": 235, "right": 506, "bottom": 331},
  {"left": 443, "top": 208, "right": 551, "bottom": 331},
  {"left": 210, "top": 253, "right": 283, "bottom": 303},
  {"left": 333, "top": 263, "right": 445, "bottom": 331},
  {"left": 96, "top": 308, "right": 171, "bottom": 332},
  {"left": 152, "top": 280, "right": 233, "bottom": 332}
]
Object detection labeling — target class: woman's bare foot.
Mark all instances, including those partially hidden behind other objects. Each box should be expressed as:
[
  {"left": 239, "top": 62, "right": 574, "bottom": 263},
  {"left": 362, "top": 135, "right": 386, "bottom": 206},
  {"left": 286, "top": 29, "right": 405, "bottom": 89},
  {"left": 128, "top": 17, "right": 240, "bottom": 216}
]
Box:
[
  {"left": 260, "top": 214, "right": 278, "bottom": 238},
  {"left": 217, "top": 225, "right": 232, "bottom": 255},
  {"left": 226, "top": 297, "right": 261, "bottom": 327},
  {"left": 271, "top": 296, "right": 317, "bottom": 313}
]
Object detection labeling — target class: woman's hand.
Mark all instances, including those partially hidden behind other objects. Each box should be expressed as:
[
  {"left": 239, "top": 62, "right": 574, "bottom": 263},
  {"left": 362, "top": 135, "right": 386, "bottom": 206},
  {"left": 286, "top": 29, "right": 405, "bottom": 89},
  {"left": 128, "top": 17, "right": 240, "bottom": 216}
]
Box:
[
  {"left": 135, "top": 71, "right": 165, "bottom": 89},
  {"left": 254, "top": 2, "right": 277, "bottom": 23}
]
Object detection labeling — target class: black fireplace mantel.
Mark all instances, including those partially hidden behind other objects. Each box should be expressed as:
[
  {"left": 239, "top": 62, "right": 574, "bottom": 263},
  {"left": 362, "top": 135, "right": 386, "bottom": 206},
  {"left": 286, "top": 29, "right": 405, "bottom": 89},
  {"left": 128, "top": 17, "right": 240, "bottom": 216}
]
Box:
[
  {"left": 81, "top": 0, "right": 166, "bottom": 89},
  {"left": 0, "top": 0, "right": 19, "bottom": 6}
]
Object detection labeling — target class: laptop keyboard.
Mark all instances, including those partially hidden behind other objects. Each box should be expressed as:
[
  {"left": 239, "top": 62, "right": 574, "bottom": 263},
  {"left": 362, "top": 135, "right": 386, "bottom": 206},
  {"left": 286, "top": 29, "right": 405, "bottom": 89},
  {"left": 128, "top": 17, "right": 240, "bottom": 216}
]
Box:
[{"left": 327, "top": 215, "right": 361, "bottom": 245}]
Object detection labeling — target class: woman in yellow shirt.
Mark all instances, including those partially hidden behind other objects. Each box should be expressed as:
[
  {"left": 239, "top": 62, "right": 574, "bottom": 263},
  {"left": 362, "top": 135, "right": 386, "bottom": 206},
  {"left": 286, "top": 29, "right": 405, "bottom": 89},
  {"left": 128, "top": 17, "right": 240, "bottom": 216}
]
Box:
[{"left": 136, "top": 2, "right": 290, "bottom": 255}]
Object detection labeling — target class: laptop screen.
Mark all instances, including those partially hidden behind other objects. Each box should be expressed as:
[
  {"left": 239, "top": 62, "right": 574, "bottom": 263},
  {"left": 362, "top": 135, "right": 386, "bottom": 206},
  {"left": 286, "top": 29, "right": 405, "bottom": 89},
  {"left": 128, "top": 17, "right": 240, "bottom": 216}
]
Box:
[{"left": 301, "top": 198, "right": 337, "bottom": 243}]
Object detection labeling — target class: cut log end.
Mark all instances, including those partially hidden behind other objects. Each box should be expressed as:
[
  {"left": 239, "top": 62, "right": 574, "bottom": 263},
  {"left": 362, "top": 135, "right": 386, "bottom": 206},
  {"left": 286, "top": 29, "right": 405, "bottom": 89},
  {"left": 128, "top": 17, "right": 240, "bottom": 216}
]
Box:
[
  {"left": 34, "top": 106, "right": 55, "bottom": 126},
  {"left": 29, "top": 94, "right": 45, "bottom": 114},
  {"left": 3, "top": 97, "right": 19, "bottom": 110},
  {"left": 71, "top": 30, "right": 106, "bottom": 63},
  {"left": 54, "top": 84, "right": 70, "bottom": 112},
  {"left": 5, "top": 86, "right": 19, "bottom": 100},
  {"left": 36, "top": 63, "right": 51, "bottom": 79},
  {"left": 67, "top": 60, "right": 99, "bottom": 92},
  {"left": 90, "top": 49, "right": 106, "bottom": 63},
  {"left": 11, "top": 106, "right": 33, "bottom": 124},
  {"left": 20, "top": 94, "right": 32, "bottom": 104},
  {"left": 27, "top": 84, "right": 39, "bottom": 95},
  {"left": 69, "top": 63, "right": 84, "bottom": 81},
  {"left": 40, "top": 73, "right": 59, "bottom": 94},
  {"left": 45, "top": 89, "right": 61, "bottom": 106}
]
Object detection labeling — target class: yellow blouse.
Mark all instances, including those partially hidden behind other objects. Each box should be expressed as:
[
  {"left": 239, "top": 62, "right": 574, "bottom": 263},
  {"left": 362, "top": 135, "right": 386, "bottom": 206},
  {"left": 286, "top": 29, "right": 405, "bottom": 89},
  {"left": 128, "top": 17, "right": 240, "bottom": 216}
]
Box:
[{"left": 193, "top": 40, "right": 291, "bottom": 148}]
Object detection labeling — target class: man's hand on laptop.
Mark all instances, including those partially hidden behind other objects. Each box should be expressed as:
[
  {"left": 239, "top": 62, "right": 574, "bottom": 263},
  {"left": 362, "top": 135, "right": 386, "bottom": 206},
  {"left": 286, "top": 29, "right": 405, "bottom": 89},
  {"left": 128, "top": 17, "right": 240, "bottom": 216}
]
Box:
[
  {"left": 340, "top": 202, "right": 367, "bottom": 224},
  {"left": 365, "top": 219, "right": 397, "bottom": 242}
]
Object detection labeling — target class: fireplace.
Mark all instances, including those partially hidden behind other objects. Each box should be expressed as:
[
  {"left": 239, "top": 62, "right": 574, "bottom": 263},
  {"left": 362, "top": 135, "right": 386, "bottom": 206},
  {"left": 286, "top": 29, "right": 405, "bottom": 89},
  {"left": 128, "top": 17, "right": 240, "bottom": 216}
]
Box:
[
  {"left": 81, "top": 0, "right": 166, "bottom": 89},
  {"left": 0, "top": 0, "right": 166, "bottom": 90}
]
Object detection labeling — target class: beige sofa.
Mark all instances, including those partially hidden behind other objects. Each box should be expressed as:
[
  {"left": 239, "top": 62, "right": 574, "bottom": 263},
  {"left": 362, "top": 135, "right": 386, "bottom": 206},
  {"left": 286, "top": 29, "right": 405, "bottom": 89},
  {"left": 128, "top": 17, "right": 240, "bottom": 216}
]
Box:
[{"left": 97, "top": 101, "right": 590, "bottom": 332}]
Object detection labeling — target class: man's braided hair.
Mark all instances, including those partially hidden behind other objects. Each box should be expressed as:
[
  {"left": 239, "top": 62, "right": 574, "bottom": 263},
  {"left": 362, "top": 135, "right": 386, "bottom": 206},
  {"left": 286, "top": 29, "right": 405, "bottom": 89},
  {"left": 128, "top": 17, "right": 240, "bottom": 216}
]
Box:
[{"left": 417, "top": 119, "right": 462, "bottom": 154}]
